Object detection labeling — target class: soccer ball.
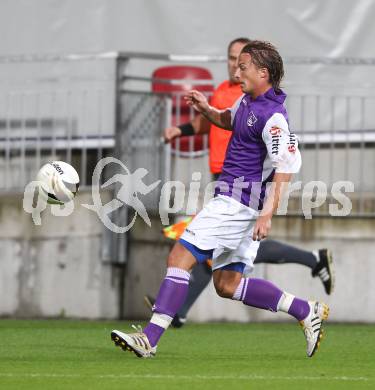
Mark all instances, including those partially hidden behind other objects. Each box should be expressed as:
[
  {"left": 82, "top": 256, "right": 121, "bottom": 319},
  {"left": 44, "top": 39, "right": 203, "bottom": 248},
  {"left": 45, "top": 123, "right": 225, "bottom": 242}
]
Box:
[{"left": 36, "top": 161, "right": 80, "bottom": 205}]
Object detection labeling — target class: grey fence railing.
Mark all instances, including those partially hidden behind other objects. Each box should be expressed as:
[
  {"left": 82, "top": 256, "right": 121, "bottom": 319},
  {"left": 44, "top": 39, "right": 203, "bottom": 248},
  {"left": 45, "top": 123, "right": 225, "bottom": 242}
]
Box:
[
  {"left": 0, "top": 52, "right": 374, "bottom": 218},
  {"left": 0, "top": 52, "right": 117, "bottom": 190}
]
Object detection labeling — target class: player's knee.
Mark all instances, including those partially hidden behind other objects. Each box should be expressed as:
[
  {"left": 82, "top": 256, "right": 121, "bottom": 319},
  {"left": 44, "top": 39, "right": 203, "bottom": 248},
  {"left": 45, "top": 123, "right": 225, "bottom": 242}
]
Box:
[
  {"left": 167, "top": 249, "right": 181, "bottom": 268},
  {"left": 167, "top": 242, "right": 196, "bottom": 270},
  {"left": 214, "top": 279, "right": 235, "bottom": 298}
]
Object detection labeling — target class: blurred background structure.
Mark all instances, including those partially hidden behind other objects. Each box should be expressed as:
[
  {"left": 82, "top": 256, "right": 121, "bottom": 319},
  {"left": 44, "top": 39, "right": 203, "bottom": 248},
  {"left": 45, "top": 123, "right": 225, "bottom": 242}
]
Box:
[{"left": 0, "top": 0, "right": 374, "bottom": 321}]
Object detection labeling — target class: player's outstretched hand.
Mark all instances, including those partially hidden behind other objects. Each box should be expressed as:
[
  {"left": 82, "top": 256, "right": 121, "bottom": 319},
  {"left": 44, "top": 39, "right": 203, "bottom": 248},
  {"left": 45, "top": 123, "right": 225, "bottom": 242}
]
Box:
[
  {"left": 164, "top": 126, "right": 182, "bottom": 143},
  {"left": 252, "top": 215, "right": 272, "bottom": 241},
  {"left": 184, "top": 90, "right": 210, "bottom": 114}
]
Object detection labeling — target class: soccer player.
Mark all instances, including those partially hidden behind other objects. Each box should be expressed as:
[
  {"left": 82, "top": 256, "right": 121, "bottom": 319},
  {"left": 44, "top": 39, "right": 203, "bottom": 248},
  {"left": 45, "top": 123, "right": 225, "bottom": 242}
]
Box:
[
  {"left": 155, "top": 37, "right": 334, "bottom": 327},
  {"left": 111, "top": 40, "right": 329, "bottom": 358}
]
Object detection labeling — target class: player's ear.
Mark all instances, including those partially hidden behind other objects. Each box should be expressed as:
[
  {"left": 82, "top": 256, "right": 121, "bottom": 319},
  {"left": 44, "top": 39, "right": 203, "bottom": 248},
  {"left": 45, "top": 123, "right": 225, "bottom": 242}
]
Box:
[{"left": 259, "top": 67, "right": 268, "bottom": 80}]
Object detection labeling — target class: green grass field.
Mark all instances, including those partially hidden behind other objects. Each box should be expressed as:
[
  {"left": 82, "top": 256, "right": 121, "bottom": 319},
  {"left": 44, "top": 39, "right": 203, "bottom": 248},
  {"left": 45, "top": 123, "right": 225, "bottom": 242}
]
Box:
[{"left": 0, "top": 320, "right": 374, "bottom": 390}]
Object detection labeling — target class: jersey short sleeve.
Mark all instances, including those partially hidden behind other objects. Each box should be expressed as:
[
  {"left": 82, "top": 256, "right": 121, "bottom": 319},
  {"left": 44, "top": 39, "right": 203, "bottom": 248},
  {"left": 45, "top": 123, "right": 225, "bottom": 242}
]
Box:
[{"left": 262, "top": 113, "right": 302, "bottom": 174}]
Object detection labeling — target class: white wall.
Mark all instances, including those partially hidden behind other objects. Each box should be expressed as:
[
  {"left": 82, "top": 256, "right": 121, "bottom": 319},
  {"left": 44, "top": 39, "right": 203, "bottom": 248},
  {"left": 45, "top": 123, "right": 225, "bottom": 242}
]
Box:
[
  {"left": 1, "top": 0, "right": 374, "bottom": 94},
  {"left": 1, "top": 0, "right": 374, "bottom": 57},
  {"left": 1, "top": 193, "right": 374, "bottom": 322},
  {"left": 127, "top": 215, "right": 375, "bottom": 323},
  {"left": 0, "top": 191, "right": 120, "bottom": 319}
]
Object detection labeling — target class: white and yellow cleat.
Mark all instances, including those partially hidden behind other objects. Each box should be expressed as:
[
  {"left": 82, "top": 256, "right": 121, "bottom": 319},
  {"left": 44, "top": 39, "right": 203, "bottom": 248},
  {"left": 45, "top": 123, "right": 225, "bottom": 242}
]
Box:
[
  {"left": 300, "top": 301, "right": 329, "bottom": 357},
  {"left": 111, "top": 326, "right": 157, "bottom": 358}
]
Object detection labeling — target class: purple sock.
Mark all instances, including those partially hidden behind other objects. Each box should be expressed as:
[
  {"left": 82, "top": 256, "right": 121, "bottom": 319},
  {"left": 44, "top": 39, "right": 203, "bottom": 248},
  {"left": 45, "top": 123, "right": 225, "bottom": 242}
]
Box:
[
  {"left": 234, "top": 278, "right": 283, "bottom": 312},
  {"left": 233, "top": 278, "right": 310, "bottom": 320},
  {"left": 144, "top": 267, "right": 190, "bottom": 346},
  {"left": 288, "top": 297, "right": 310, "bottom": 321},
  {"left": 142, "top": 323, "right": 165, "bottom": 347}
]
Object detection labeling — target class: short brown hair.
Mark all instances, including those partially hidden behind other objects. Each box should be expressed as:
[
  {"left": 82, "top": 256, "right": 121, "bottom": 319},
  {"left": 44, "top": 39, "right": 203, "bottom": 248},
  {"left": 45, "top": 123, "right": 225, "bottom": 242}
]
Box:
[
  {"left": 227, "top": 37, "right": 251, "bottom": 55},
  {"left": 241, "top": 40, "right": 284, "bottom": 91}
]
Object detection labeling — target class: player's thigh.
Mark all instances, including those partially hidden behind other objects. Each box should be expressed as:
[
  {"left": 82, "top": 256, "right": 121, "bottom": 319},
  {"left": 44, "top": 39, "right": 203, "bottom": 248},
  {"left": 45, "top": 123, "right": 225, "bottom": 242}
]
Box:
[
  {"left": 212, "top": 269, "right": 242, "bottom": 298},
  {"left": 168, "top": 241, "right": 197, "bottom": 271}
]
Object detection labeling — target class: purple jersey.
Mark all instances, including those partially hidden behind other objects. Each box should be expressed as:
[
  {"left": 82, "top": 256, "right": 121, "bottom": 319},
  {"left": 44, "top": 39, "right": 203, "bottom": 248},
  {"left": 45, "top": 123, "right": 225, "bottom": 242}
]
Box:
[{"left": 215, "top": 87, "right": 301, "bottom": 210}]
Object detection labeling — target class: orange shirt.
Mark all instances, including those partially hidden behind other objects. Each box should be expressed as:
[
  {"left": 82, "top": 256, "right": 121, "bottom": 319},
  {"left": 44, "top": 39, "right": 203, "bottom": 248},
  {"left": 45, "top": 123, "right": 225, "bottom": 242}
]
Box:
[{"left": 209, "top": 80, "right": 243, "bottom": 173}]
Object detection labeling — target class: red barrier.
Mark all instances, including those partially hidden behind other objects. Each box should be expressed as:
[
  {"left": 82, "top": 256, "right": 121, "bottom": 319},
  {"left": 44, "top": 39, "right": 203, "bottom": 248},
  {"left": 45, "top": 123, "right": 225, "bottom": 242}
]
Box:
[{"left": 152, "top": 66, "right": 214, "bottom": 153}]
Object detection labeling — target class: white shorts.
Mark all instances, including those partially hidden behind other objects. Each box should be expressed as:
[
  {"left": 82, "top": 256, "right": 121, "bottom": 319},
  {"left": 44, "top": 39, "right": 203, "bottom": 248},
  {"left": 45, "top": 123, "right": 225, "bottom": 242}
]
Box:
[{"left": 180, "top": 195, "right": 260, "bottom": 276}]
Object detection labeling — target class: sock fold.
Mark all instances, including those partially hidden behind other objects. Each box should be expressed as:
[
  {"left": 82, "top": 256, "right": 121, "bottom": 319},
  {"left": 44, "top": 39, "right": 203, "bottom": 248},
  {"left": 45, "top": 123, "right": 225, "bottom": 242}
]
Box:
[
  {"left": 242, "top": 278, "right": 283, "bottom": 312},
  {"left": 236, "top": 278, "right": 310, "bottom": 321},
  {"left": 144, "top": 267, "right": 190, "bottom": 346}
]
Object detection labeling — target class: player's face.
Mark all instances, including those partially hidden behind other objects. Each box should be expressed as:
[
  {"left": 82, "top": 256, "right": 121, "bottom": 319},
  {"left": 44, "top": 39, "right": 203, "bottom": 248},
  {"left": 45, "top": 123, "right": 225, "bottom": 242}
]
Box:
[
  {"left": 227, "top": 42, "right": 247, "bottom": 84},
  {"left": 235, "top": 53, "right": 267, "bottom": 95}
]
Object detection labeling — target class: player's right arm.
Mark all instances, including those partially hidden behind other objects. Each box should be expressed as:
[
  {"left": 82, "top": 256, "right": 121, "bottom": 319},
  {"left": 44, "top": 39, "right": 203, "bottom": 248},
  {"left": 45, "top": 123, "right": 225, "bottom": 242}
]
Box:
[
  {"left": 185, "top": 90, "right": 232, "bottom": 130},
  {"left": 252, "top": 113, "right": 302, "bottom": 241}
]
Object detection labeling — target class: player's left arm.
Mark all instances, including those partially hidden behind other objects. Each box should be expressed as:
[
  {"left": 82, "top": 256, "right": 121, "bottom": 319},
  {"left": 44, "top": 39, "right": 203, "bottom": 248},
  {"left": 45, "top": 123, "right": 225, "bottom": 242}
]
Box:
[{"left": 252, "top": 113, "right": 302, "bottom": 241}]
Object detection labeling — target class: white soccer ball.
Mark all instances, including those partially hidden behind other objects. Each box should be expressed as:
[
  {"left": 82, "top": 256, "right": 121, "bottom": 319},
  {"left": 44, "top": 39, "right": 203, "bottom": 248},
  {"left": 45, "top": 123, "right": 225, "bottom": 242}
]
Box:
[{"left": 36, "top": 161, "right": 80, "bottom": 205}]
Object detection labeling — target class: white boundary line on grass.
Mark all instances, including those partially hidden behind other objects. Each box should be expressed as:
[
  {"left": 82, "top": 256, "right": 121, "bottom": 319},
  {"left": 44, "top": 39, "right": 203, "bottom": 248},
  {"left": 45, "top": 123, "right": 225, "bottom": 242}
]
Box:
[{"left": 0, "top": 373, "right": 370, "bottom": 382}]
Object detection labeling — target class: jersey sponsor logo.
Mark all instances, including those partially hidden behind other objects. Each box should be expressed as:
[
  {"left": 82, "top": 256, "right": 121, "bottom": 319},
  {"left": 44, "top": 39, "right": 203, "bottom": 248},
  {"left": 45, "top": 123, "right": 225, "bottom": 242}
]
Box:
[
  {"left": 270, "top": 126, "right": 281, "bottom": 155},
  {"left": 247, "top": 111, "right": 257, "bottom": 127},
  {"left": 269, "top": 126, "right": 281, "bottom": 136},
  {"left": 288, "top": 133, "right": 297, "bottom": 153}
]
